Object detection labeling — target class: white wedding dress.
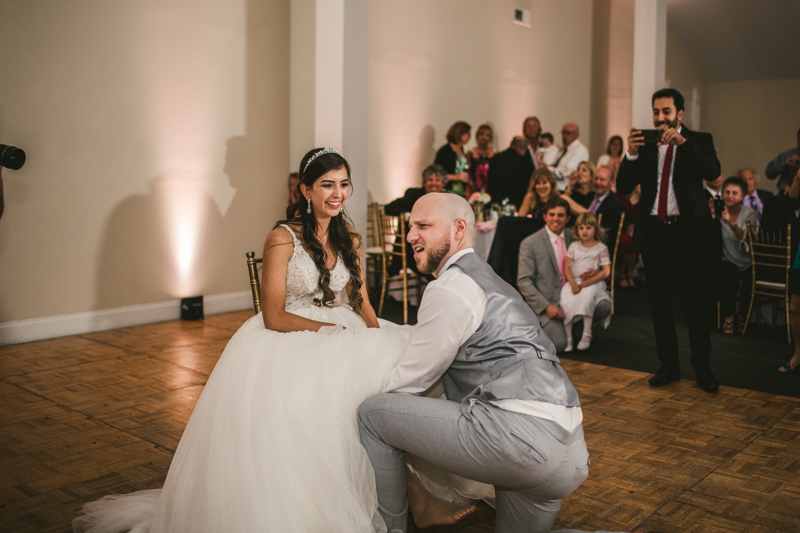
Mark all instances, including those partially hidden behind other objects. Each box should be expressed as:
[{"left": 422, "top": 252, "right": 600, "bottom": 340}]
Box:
[{"left": 74, "top": 224, "right": 414, "bottom": 533}]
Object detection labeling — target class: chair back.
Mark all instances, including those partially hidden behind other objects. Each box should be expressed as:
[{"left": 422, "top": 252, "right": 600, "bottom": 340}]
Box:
[
  {"left": 608, "top": 212, "right": 625, "bottom": 315},
  {"left": 377, "top": 211, "right": 408, "bottom": 274},
  {"left": 748, "top": 222, "right": 791, "bottom": 293},
  {"left": 246, "top": 251, "right": 263, "bottom": 314}
]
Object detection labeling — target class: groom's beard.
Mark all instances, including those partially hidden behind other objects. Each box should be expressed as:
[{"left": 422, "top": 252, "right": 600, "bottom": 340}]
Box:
[{"left": 416, "top": 236, "right": 451, "bottom": 274}]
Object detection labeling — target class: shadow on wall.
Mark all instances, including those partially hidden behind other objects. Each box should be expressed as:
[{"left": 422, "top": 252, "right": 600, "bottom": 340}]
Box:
[
  {"left": 94, "top": 170, "right": 225, "bottom": 311},
  {"left": 405, "top": 125, "right": 436, "bottom": 187}
]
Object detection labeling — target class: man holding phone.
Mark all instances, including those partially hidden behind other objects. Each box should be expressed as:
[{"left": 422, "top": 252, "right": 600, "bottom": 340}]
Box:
[{"left": 617, "top": 88, "right": 722, "bottom": 393}]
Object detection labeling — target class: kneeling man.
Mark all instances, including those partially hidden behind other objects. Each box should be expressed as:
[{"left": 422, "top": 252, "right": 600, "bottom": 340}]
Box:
[{"left": 358, "top": 193, "right": 590, "bottom": 533}]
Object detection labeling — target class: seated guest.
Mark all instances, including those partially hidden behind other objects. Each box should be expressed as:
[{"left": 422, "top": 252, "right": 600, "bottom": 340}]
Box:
[
  {"left": 547, "top": 122, "right": 589, "bottom": 191},
  {"left": 561, "top": 166, "right": 624, "bottom": 249},
  {"left": 536, "top": 132, "right": 560, "bottom": 167},
  {"left": 384, "top": 165, "right": 448, "bottom": 276},
  {"left": 738, "top": 167, "right": 773, "bottom": 224},
  {"left": 762, "top": 166, "right": 800, "bottom": 267},
  {"left": 563, "top": 161, "right": 595, "bottom": 210},
  {"left": 466, "top": 124, "right": 495, "bottom": 191},
  {"left": 596, "top": 135, "right": 624, "bottom": 174},
  {"left": 434, "top": 121, "right": 471, "bottom": 197},
  {"left": 517, "top": 197, "right": 611, "bottom": 352},
  {"left": 713, "top": 176, "right": 757, "bottom": 334},
  {"left": 287, "top": 172, "right": 300, "bottom": 206},
  {"left": 486, "top": 136, "right": 535, "bottom": 210},
  {"left": 517, "top": 167, "right": 560, "bottom": 219},
  {"left": 765, "top": 127, "right": 800, "bottom": 191},
  {"left": 384, "top": 164, "right": 447, "bottom": 215}
]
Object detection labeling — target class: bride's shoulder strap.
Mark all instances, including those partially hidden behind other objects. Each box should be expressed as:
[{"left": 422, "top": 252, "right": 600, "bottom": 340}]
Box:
[{"left": 278, "top": 223, "right": 301, "bottom": 246}]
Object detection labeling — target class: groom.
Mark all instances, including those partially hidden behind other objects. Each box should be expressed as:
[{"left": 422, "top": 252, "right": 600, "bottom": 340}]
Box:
[{"left": 358, "top": 193, "right": 594, "bottom": 533}]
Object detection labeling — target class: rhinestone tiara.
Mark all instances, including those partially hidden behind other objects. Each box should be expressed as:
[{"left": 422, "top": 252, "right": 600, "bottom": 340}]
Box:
[{"left": 303, "top": 147, "right": 341, "bottom": 172}]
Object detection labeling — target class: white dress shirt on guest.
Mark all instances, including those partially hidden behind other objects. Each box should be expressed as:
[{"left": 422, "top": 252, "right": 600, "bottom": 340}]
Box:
[
  {"left": 550, "top": 139, "right": 590, "bottom": 191},
  {"left": 383, "top": 248, "right": 582, "bottom": 431}
]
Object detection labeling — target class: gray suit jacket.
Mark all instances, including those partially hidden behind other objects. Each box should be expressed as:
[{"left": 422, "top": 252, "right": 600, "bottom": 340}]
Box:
[{"left": 517, "top": 228, "right": 572, "bottom": 327}]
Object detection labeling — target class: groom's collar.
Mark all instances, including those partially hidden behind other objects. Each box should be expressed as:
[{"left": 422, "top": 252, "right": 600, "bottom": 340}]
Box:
[{"left": 441, "top": 248, "right": 475, "bottom": 275}]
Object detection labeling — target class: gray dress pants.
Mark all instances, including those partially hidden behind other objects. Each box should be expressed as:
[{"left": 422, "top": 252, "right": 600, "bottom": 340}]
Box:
[{"left": 358, "top": 394, "right": 589, "bottom": 533}]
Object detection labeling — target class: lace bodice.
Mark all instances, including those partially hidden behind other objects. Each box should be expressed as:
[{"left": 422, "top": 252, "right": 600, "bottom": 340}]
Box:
[{"left": 280, "top": 224, "right": 351, "bottom": 312}]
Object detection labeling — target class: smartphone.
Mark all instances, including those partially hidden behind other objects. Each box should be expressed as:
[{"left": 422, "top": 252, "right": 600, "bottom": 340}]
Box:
[
  {"left": 639, "top": 129, "right": 663, "bottom": 144},
  {"left": 713, "top": 197, "right": 724, "bottom": 218}
]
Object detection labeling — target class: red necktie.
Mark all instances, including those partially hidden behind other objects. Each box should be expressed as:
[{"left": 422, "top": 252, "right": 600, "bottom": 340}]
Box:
[{"left": 657, "top": 144, "right": 674, "bottom": 219}]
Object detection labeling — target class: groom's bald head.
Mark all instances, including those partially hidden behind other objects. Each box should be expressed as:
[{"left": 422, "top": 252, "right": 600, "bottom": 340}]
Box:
[{"left": 408, "top": 193, "right": 475, "bottom": 277}]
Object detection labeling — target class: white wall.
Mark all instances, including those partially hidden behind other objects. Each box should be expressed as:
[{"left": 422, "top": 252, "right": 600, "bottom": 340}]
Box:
[
  {"left": 0, "top": 0, "right": 290, "bottom": 323},
  {"left": 367, "top": 0, "right": 594, "bottom": 203},
  {"left": 703, "top": 79, "right": 800, "bottom": 186}
]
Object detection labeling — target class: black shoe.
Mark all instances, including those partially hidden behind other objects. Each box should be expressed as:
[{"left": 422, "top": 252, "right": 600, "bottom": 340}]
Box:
[
  {"left": 648, "top": 366, "right": 681, "bottom": 387},
  {"left": 695, "top": 370, "right": 719, "bottom": 393}
]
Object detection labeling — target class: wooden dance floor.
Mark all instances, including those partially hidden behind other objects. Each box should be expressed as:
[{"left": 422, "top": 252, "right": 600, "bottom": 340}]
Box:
[{"left": 1, "top": 310, "right": 799, "bottom": 532}]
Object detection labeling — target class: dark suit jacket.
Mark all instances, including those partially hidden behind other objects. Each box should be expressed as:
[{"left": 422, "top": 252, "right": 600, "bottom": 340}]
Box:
[
  {"left": 384, "top": 187, "right": 425, "bottom": 215},
  {"left": 761, "top": 191, "right": 800, "bottom": 263},
  {"left": 617, "top": 127, "right": 721, "bottom": 250},
  {"left": 587, "top": 191, "right": 624, "bottom": 252},
  {"left": 487, "top": 148, "right": 535, "bottom": 209}
]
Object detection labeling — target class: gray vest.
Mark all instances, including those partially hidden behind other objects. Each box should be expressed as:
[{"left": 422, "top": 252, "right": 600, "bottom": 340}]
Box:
[{"left": 442, "top": 252, "right": 580, "bottom": 407}]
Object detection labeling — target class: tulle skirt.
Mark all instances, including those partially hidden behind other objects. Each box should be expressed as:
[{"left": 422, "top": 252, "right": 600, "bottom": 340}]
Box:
[{"left": 74, "top": 306, "right": 413, "bottom": 533}]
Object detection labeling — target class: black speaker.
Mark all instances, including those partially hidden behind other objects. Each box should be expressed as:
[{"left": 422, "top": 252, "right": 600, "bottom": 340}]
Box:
[{"left": 180, "top": 296, "right": 204, "bottom": 321}]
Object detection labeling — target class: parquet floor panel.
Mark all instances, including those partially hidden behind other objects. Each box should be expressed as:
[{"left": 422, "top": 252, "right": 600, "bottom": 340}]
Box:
[{"left": 1, "top": 311, "right": 799, "bottom": 532}]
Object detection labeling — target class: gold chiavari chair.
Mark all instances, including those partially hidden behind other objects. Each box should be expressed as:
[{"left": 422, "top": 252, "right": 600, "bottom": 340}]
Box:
[
  {"left": 376, "top": 209, "right": 423, "bottom": 324},
  {"left": 365, "top": 202, "right": 384, "bottom": 293},
  {"left": 246, "top": 251, "right": 263, "bottom": 314},
  {"left": 742, "top": 222, "right": 792, "bottom": 342},
  {"left": 608, "top": 213, "right": 625, "bottom": 315}
]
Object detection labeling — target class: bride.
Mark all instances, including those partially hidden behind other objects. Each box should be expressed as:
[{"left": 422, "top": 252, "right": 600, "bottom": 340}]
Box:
[{"left": 74, "top": 148, "right": 420, "bottom": 532}]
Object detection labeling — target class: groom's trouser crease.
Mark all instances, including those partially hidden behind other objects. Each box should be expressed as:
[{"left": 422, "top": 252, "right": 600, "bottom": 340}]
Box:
[{"left": 358, "top": 394, "right": 589, "bottom": 533}]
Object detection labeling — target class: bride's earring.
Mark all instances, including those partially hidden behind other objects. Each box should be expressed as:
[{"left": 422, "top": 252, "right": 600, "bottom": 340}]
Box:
[{"left": 306, "top": 197, "right": 312, "bottom": 214}]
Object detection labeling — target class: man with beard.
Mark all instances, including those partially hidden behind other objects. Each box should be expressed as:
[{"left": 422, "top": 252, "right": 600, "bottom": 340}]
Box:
[
  {"left": 358, "top": 193, "right": 603, "bottom": 533},
  {"left": 617, "top": 88, "right": 721, "bottom": 393}
]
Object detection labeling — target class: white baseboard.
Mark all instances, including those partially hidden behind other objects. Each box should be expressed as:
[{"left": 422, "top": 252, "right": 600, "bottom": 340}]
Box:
[{"left": 0, "top": 291, "right": 253, "bottom": 346}]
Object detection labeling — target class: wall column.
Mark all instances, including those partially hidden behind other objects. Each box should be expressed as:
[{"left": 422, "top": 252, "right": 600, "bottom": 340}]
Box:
[
  {"left": 631, "top": 0, "right": 666, "bottom": 128},
  {"left": 290, "top": 0, "right": 369, "bottom": 236}
]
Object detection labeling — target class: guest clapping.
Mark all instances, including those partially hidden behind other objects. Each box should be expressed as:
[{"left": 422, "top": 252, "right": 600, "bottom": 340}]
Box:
[
  {"left": 597, "top": 135, "right": 623, "bottom": 174},
  {"left": 714, "top": 176, "right": 757, "bottom": 334},
  {"left": 434, "top": 121, "right": 471, "bottom": 197},
  {"left": 466, "top": 124, "right": 495, "bottom": 191},
  {"left": 518, "top": 168, "right": 560, "bottom": 220}
]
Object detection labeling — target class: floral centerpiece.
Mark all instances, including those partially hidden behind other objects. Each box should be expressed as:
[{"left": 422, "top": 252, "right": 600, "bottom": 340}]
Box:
[{"left": 468, "top": 190, "right": 491, "bottom": 222}]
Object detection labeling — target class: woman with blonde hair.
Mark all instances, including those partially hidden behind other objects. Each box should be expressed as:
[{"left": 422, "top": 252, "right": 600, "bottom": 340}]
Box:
[{"left": 518, "top": 167, "right": 560, "bottom": 219}]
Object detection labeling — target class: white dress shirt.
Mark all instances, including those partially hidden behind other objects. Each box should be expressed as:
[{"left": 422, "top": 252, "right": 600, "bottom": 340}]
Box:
[
  {"left": 383, "top": 248, "right": 582, "bottom": 431},
  {"left": 551, "top": 139, "right": 590, "bottom": 191},
  {"left": 625, "top": 126, "right": 682, "bottom": 216}
]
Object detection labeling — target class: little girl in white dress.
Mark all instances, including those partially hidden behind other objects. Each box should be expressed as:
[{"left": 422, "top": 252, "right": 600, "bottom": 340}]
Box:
[{"left": 560, "top": 212, "right": 611, "bottom": 352}]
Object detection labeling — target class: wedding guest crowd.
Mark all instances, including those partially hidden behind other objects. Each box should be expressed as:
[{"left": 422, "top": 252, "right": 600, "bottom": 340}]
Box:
[{"left": 378, "top": 99, "right": 799, "bottom": 376}]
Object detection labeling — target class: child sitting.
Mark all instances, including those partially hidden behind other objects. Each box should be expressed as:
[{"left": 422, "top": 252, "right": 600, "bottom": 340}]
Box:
[{"left": 561, "top": 212, "right": 612, "bottom": 351}]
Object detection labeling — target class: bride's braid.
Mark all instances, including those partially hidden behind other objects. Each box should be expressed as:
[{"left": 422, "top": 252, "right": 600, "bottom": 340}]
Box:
[{"left": 277, "top": 148, "right": 364, "bottom": 312}]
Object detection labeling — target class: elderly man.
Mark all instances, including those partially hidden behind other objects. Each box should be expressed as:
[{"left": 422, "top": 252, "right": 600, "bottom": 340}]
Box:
[
  {"left": 487, "top": 136, "right": 535, "bottom": 209},
  {"left": 517, "top": 197, "right": 611, "bottom": 352},
  {"left": 765, "top": 127, "right": 800, "bottom": 191},
  {"left": 738, "top": 167, "right": 773, "bottom": 224},
  {"left": 358, "top": 193, "right": 597, "bottom": 533},
  {"left": 547, "top": 123, "right": 589, "bottom": 191}
]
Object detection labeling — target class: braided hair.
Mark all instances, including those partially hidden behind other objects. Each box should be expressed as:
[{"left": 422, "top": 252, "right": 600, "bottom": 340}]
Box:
[{"left": 276, "top": 148, "right": 364, "bottom": 312}]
